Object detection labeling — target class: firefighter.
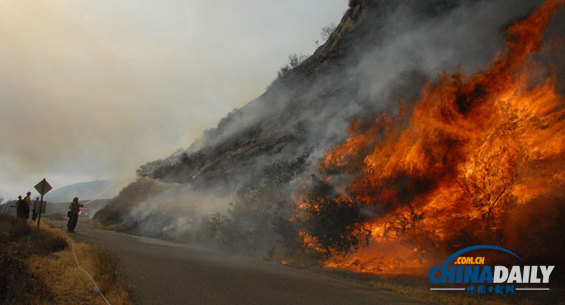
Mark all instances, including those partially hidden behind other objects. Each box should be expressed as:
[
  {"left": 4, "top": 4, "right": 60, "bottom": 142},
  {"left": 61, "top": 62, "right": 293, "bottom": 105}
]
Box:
[
  {"left": 67, "top": 197, "right": 84, "bottom": 233},
  {"left": 13, "top": 195, "right": 26, "bottom": 218},
  {"left": 23, "top": 191, "right": 31, "bottom": 219}
]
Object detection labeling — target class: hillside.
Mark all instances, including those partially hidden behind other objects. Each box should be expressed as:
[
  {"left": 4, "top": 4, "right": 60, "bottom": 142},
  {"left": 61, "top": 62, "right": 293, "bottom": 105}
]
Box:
[
  {"left": 44, "top": 180, "right": 118, "bottom": 203},
  {"left": 95, "top": 0, "right": 564, "bottom": 264}
]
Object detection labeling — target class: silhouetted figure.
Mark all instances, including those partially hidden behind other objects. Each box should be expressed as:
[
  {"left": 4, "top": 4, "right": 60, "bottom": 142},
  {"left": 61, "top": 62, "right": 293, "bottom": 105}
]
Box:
[
  {"left": 32, "top": 197, "right": 40, "bottom": 221},
  {"left": 14, "top": 195, "right": 26, "bottom": 218},
  {"left": 24, "top": 192, "right": 31, "bottom": 219},
  {"left": 67, "top": 197, "right": 84, "bottom": 233}
]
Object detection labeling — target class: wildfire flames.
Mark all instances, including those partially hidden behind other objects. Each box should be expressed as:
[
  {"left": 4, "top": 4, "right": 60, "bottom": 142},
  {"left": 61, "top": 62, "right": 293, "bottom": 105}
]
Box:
[{"left": 295, "top": 0, "right": 565, "bottom": 275}]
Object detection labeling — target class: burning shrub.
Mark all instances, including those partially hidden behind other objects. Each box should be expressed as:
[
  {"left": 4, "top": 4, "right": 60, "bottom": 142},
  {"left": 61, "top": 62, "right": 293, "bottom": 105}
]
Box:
[
  {"left": 293, "top": 0, "right": 565, "bottom": 275},
  {"left": 296, "top": 176, "right": 371, "bottom": 257}
]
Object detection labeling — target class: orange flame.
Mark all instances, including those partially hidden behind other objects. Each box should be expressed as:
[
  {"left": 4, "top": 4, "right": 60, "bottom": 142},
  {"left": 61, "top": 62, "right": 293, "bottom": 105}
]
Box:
[{"left": 296, "top": 0, "right": 565, "bottom": 275}]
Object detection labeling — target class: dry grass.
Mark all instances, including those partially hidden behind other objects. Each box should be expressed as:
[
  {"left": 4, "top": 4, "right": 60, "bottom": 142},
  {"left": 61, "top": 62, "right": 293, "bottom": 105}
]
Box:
[
  {"left": 0, "top": 213, "right": 132, "bottom": 305},
  {"left": 88, "top": 246, "right": 131, "bottom": 303},
  {"left": 28, "top": 243, "right": 132, "bottom": 305},
  {"left": 0, "top": 214, "right": 65, "bottom": 305}
]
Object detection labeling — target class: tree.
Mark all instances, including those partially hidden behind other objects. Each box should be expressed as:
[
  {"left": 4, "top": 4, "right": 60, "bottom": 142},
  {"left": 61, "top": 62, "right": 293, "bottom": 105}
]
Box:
[
  {"left": 456, "top": 129, "right": 520, "bottom": 235},
  {"left": 349, "top": 0, "right": 360, "bottom": 8},
  {"left": 321, "top": 23, "right": 336, "bottom": 41},
  {"left": 386, "top": 203, "right": 423, "bottom": 239},
  {"left": 276, "top": 53, "right": 308, "bottom": 80}
]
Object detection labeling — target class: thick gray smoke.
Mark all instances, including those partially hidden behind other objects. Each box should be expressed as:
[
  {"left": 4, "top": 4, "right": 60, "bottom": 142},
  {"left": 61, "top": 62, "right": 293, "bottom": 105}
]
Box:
[{"left": 96, "top": 0, "right": 551, "bottom": 254}]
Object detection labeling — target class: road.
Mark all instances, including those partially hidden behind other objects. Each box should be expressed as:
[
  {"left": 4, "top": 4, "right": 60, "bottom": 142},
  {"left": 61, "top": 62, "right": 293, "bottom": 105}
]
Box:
[{"left": 48, "top": 220, "right": 435, "bottom": 305}]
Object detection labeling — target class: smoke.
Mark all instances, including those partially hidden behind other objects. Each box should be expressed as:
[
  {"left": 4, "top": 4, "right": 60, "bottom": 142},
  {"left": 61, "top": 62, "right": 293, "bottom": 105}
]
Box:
[
  {"left": 126, "top": 182, "right": 233, "bottom": 240},
  {"left": 0, "top": 0, "right": 345, "bottom": 198},
  {"left": 298, "top": 0, "right": 543, "bottom": 151},
  {"left": 97, "top": 0, "right": 558, "bottom": 255}
]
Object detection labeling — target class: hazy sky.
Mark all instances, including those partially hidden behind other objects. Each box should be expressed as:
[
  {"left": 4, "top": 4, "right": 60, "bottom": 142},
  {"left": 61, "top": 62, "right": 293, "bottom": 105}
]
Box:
[{"left": 0, "top": 0, "right": 346, "bottom": 199}]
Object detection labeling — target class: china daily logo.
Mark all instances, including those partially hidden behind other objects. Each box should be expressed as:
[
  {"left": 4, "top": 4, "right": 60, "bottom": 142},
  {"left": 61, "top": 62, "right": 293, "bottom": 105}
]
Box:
[{"left": 428, "top": 245, "right": 555, "bottom": 295}]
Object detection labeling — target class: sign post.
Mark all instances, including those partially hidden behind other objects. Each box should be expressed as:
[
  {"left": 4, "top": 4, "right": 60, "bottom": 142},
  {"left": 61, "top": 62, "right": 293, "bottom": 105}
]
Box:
[{"left": 34, "top": 178, "right": 52, "bottom": 230}]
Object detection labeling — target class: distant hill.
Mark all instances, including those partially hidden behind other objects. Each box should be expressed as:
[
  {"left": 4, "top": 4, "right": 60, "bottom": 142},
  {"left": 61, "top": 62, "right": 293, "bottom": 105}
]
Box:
[
  {"left": 0, "top": 180, "right": 117, "bottom": 217},
  {"left": 42, "top": 199, "right": 111, "bottom": 218},
  {"left": 44, "top": 180, "right": 119, "bottom": 203}
]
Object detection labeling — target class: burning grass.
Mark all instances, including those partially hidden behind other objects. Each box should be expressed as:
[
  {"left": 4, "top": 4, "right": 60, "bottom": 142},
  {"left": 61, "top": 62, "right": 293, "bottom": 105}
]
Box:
[{"left": 0, "top": 213, "right": 132, "bottom": 305}]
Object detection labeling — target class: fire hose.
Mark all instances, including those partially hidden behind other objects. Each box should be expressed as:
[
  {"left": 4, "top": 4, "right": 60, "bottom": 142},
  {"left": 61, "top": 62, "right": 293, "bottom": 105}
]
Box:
[
  {"left": 70, "top": 239, "right": 112, "bottom": 305},
  {"left": 65, "top": 179, "right": 130, "bottom": 305}
]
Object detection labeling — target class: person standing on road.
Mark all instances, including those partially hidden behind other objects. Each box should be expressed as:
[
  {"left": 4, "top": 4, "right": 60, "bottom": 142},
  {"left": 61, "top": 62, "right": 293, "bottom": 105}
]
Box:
[{"left": 67, "top": 197, "right": 84, "bottom": 233}]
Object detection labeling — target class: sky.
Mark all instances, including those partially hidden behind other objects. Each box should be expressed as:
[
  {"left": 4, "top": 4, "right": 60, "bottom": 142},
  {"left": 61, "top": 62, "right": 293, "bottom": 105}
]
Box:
[{"left": 0, "top": 0, "right": 347, "bottom": 200}]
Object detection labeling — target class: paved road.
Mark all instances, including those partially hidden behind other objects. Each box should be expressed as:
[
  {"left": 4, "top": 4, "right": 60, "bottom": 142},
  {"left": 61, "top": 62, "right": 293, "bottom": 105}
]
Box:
[{"left": 48, "top": 220, "right": 435, "bottom": 305}]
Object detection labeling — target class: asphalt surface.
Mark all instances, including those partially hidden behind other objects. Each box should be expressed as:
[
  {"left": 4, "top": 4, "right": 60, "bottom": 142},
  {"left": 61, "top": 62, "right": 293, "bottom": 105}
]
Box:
[{"left": 48, "top": 219, "right": 435, "bottom": 305}]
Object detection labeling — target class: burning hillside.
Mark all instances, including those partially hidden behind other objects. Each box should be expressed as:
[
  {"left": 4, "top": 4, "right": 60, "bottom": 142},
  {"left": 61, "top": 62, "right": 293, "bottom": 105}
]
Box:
[
  {"left": 295, "top": 0, "right": 565, "bottom": 275},
  {"left": 96, "top": 0, "right": 564, "bottom": 279}
]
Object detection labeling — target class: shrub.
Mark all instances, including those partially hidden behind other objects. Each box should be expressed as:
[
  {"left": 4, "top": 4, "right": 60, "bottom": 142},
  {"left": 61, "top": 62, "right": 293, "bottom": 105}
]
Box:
[
  {"left": 0, "top": 251, "right": 50, "bottom": 305},
  {"left": 275, "top": 54, "right": 308, "bottom": 81},
  {"left": 0, "top": 213, "right": 62, "bottom": 304},
  {"left": 321, "top": 23, "right": 336, "bottom": 41},
  {"left": 297, "top": 176, "right": 371, "bottom": 257},
  {"left": 349, "top": 0, "right": 360, "bottom": 8},
  {"left": 38, "top": 231, "right": 68, "bottom": 254}
]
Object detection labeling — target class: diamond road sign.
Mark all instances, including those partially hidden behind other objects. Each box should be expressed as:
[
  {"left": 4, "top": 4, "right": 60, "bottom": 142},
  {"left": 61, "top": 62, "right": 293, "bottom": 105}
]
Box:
[{"left": 34, "top": 178, "right": 52, "bottom": 196}]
